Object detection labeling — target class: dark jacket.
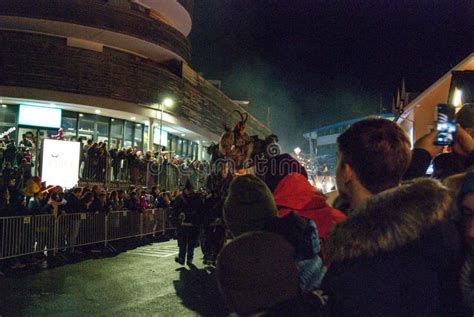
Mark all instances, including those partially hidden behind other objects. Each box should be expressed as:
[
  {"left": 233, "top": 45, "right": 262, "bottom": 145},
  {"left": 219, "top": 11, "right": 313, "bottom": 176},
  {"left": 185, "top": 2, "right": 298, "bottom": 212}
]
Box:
[
  {"left": 432, "top": 152, "right": 474, "bottom": 179},
  {"left": 4, "top": 143, "right": 16, "bottom": 162},
  {"left": 403, "top": 148, "right": 433, "bottom": 180},
  {"left": 172, "top": 192, "right": 203, "bottom": 229},
  {"left": 27, "top": 196, "right": 43, "bottom": 214},
  {"left": 460, "top": 253, "right": 474, "bottom": 314},
  {"left": 125, "top": 198, "right": 139, "bottom": 211},
  {"left": 202, "top": 195, "right": 223, "bottom": 227},
  {"left": 65, "top": 194, "right": 86, "bottom": 214},
  {"left": 264, "top": 212, "right": 326, "bottom": 292},
  {"left": 322, "top": 179, "right": 463, "bottom": 316},
  {"left": 89, "top": 198, "right": 108, "bottom": 213},
  {"left": 404, "top": 149, "right": 474, "bottom": 180}
]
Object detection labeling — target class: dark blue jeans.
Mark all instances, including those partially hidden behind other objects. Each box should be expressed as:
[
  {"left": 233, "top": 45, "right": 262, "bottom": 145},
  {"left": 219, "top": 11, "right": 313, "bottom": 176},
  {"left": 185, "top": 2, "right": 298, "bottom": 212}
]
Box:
[{"left": 177, "top": 227, "right": 198, "bottom": 262}]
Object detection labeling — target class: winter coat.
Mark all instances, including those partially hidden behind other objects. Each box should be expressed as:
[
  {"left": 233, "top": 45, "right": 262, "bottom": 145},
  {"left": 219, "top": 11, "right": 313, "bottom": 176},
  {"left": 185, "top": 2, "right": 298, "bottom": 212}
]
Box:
[
  {"left": 460, "top": 252, "right": 474, "bottom": 313},
  {"left": 89, "top": 199, "right": 108, "bottom": 213},
  {"left": 264, "top": 212, "right": 326, "bottom": 292},
  {"left": 202, "top": 195, "right": 223, "bottom": 227},
  {"left": 172, "top": 192, "right": 203, "bottom": 230},
  {"left": 65, "top": 194, "right": 86, "bottom": 214},
  {"left": 139, "top": 196, "right": 152, "bottom": 210},
  {"left": 273, "top": 173, "right": 347, "bottom": 264},
  {"left": 125, "top": 198, "right": 139, "bottom": 211},
  {"left": 109, "top": 199, "right": 123, "bottom": 211},
  {"left": 4, "top": 143, "right": 16, "bottom": 162},
  {"left": 27, "top": 196, "right": 43, "bottom": 214},
  {"left": 322, "top": 178, "right": 464, "bottom": 316},
  {"left": 25, "top": 178, "right": 40, "bottom": 197}
]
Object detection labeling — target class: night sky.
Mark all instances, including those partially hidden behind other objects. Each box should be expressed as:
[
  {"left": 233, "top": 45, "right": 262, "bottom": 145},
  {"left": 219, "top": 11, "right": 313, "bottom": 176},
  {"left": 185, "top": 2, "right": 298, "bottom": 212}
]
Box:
[{"left": 190, "top": 0, "right": 474, "bottom": 152}]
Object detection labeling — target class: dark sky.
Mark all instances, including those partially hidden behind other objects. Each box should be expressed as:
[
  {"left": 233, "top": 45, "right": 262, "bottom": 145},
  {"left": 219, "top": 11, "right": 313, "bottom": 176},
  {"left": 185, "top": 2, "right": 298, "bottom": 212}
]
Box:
[{"left": 189, "top": 0, "right": 474, "bottom": 152}]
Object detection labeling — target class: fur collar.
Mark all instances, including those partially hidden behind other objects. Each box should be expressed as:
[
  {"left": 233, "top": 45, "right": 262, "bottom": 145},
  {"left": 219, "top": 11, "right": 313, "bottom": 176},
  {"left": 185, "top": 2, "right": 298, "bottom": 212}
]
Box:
[{"left": 326, "top": 179, "right": 455, "bottom": 263}]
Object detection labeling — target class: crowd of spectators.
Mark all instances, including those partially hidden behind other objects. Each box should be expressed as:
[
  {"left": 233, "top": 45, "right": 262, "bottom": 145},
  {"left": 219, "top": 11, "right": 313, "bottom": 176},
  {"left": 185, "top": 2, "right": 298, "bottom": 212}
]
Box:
[
  {"left": 0, "top": 134, "right": 35, "bottom": 186},
  {"left": 0, "top": 182, "right": 184, "bottom": 217},
  {"left": 80, "top": 139, "right": 209, "bottom": 186},
  {"left": 0, "top": 130, "right": 210, "bottom": 217},
  {"left": 215, "top": 105, "right": 474, "bottom": 316}
]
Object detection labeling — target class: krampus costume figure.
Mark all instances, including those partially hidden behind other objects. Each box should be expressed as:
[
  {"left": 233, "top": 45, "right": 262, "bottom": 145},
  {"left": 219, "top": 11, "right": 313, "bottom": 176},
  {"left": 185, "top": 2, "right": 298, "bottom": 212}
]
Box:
[{"left": 206, "top": 111, "right": 277, "bottom": 197}]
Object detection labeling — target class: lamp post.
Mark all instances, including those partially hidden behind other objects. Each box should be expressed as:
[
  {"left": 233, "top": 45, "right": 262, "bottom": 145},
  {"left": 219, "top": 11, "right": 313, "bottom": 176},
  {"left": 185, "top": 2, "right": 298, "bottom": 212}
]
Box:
[{"left": 159, "top": 98, "right": 173, "bottom": 152}]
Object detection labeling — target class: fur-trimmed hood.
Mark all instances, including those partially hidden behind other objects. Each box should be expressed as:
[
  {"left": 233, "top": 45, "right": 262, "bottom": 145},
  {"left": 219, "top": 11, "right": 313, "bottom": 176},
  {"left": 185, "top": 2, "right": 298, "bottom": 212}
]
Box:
[{"left": 326, "top": 178, "right": 455, "bottom": 263}]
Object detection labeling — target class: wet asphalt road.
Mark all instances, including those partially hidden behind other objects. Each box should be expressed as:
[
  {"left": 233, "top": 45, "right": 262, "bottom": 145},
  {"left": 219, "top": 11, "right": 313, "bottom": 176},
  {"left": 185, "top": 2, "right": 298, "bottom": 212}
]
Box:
[{"left": 0, "top": 240, "right": 228, "bottom": 316}]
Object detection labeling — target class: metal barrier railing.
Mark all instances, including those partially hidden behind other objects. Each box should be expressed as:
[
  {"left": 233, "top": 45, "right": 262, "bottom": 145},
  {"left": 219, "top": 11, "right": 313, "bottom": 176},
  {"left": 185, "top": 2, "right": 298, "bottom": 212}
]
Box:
[{"left": 0, "top": 208, "right": 171, "bottom": 260}]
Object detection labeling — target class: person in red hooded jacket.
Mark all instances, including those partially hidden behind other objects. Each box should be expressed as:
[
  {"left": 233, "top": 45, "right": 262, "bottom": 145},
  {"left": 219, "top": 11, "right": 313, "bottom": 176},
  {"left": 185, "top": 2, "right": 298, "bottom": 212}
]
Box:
[{"left": 256, "top": 153, "right": 346, "bottom": 264}]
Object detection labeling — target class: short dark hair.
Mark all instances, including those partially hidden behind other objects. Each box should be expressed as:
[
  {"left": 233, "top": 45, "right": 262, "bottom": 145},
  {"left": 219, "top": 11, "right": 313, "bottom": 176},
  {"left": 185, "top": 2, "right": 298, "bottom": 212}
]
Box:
[
  {"left": 73, "top": 187, "right": 82, "bottom": 194},
  {"left": 337, "top": 118, "right": 412, "bottom": 194}
]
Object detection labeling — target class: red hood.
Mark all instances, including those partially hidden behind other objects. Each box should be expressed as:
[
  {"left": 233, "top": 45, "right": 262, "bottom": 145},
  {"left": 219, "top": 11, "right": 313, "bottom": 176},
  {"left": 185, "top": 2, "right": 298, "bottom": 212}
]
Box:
[
  {"left": 274, "top": 173, "right": 330, "bottom": 211},
  {"left": 273, "top": 173, "right": 347, "bottom": 239}
]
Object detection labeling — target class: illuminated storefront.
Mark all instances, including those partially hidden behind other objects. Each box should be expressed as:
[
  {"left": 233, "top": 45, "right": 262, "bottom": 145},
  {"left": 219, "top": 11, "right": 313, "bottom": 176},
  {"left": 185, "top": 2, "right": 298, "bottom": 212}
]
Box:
[{"left": 0, "top": 103, "right": 201, "bottom": 160}]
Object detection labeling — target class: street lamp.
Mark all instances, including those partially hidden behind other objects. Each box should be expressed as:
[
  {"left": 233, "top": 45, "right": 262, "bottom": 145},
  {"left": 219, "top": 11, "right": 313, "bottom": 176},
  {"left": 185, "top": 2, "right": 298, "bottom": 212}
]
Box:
[
  {"left": 159, "top": 98, "right": 174, "bottom": 152},
  {"left": 294, "top": 147, "right": 301, "bottom": 156}
]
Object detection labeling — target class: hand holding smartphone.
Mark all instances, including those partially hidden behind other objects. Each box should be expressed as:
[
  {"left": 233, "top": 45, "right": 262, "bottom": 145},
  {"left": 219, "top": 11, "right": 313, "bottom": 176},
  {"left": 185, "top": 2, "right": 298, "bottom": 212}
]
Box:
[{"left": 435, "top": 104, "right": 457, "bottom": 146}]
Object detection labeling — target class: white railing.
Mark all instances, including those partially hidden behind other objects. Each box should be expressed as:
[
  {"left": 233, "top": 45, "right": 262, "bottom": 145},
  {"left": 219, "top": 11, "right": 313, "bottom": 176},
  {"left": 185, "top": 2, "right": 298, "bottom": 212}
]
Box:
[{"left": 0, "top": 208, "right": 172, "bottom": 260}]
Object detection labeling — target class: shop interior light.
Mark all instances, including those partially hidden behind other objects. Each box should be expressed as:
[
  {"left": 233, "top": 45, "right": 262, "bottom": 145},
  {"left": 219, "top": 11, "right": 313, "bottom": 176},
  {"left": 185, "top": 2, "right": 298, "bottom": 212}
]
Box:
[
  {"left": 79, "top": 113, "right": 84, "bottom": 117},
  {"left": 111, "top": 118, "right": 114, "bottom": 122},
  {"left": 453, "top": 88, "right": 463, "bottom": 109},
  {"left": 1, "top": 104, "right": 7, "bottom": 108}
]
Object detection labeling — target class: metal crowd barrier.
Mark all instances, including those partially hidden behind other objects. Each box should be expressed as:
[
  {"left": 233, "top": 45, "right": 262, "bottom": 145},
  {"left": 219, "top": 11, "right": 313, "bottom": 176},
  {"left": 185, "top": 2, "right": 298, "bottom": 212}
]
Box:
[{"left": 0, "top": 208, "right": 171, "bottom": 260}]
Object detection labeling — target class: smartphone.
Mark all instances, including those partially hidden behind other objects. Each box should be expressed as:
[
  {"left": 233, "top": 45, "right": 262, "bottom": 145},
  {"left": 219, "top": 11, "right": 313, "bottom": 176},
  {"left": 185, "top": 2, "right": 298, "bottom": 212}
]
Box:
[{"left": 435, "top": 104, "right": 456, "bottom": 146}]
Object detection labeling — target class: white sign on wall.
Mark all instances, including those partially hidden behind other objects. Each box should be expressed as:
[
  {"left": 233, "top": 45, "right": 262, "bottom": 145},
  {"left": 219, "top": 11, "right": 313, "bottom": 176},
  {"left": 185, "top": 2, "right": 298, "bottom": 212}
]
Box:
[{"left": 42, "top": 139, "right": 81, "bottom": 188}]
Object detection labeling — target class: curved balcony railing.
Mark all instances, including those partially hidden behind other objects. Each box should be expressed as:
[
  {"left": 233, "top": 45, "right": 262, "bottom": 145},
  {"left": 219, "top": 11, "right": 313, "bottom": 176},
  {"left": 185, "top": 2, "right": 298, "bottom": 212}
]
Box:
[{"left": 0, "top": 0, "right": 191, "bottom": 62}]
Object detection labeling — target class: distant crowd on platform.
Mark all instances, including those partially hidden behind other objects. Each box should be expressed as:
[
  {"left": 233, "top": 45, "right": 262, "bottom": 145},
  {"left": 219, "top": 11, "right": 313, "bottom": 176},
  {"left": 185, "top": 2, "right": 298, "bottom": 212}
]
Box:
[
  {"left": 210, "top": 104, "right": 474, "bottom": 316},
  {"left": 80, "top": 138, "right": 209, "bottom": 184},
  {"left": 0, "top": 127, "right": 209, "bottom": 187}
]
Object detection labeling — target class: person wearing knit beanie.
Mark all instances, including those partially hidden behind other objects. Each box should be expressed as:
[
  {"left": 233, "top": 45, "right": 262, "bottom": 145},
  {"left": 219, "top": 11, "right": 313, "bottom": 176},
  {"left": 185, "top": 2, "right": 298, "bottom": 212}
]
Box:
[
  {"left": 223, "top": 174, "right": 327, "bottom": 292},
  {"left": 216, "top": 231, "right": 301, "bottom": 316},
  {"left": 223, "top": 174, "right": 277, "bottom": 237}
]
